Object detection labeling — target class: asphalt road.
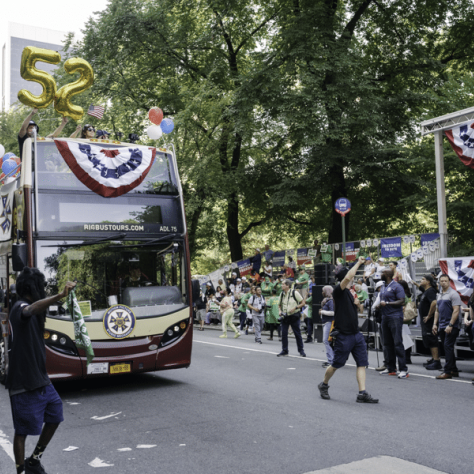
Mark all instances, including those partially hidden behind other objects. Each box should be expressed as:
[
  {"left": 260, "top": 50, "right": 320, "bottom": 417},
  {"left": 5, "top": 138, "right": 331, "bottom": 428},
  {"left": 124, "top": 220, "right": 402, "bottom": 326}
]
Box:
[{"left": 0, "top": 328, "right": 472, "bottom": 474}]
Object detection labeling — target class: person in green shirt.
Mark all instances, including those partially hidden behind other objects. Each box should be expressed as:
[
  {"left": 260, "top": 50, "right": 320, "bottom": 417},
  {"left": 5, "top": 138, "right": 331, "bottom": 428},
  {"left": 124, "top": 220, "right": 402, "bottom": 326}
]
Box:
[
  {"left": 304, "top": 292, "right": 313, "bottom": 343},
  {"left": 266, "top": 289, "right": 281, "bottom": 340},
  {"left": 261, "top": 277, "right": 274, "bottom": 297},
  {"left": 238, "top": 288, "right": 252, "bottom": 333},
  {"left": 273, "top": 276, "right": 283, "bottom": 296},
  {"left": 354, "top": 284, "right": 368, "bottom": 314},
  {"left": 295, "top": 266, "right": 310, "bottom": 300}
]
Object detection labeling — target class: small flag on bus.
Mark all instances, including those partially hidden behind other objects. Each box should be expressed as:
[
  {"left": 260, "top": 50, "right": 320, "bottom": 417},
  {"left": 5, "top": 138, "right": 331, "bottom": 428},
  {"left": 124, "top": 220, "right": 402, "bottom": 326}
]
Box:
[
  {"left": 68, "top": 289, "right": 95, "bottom": 365},
  {"left": 87, "top": 104, "right": 105, "bottom": 120}
]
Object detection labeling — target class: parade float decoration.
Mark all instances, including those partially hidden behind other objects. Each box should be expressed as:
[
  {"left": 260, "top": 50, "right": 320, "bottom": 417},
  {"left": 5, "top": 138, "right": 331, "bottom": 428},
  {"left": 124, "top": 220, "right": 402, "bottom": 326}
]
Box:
[{"left": 146, "top": 107, "right": 174, "bottom": 140}]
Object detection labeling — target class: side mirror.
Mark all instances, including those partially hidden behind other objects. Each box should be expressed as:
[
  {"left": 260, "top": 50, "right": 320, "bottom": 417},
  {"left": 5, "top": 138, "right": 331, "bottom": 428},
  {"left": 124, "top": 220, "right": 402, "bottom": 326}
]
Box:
[
  {"left": 191, "top": 279, "right": 201, "bottom": 304},
  {"left": 12, "top": 243, "right": 27, "bottom": 272}
]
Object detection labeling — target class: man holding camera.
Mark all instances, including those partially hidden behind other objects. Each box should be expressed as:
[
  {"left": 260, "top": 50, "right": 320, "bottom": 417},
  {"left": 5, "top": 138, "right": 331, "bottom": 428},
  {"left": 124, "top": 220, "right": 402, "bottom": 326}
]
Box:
[
  {"left": 276, "top": 279, "right": 306, "bottom": 357},
  {"left": 248, "top": 286, "right": 266, "bottom": 343},
  {"left": 318, "top": 257, "right": 378, "bottom": 403}
]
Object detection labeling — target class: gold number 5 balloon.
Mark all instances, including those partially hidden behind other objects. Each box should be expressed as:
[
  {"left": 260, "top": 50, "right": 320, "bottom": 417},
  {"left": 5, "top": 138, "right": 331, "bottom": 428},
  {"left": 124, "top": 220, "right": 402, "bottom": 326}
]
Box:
[
  {"left": 18, "top": 46, "right": 61, "bottom": 108},
  {"left": 54, "top": 58, "right": 94, "bottom": 121}
]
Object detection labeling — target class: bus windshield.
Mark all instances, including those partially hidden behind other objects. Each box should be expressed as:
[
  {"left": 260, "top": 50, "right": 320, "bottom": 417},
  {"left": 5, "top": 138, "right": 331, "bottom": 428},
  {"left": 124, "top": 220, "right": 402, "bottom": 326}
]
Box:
[
  {"left": 36, "top": 240, "right": 187, "bottom": 321},
  {"left": 35, "top": 141, "right": 179, "bottom": 194}
]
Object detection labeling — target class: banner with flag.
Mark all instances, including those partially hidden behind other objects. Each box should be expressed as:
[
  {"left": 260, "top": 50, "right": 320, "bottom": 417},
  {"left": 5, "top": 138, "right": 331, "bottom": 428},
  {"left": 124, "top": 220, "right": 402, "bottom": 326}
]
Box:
[
  {"left": 297, "top": 248, "right": 312, "bottom": 266},
  {"left": 237, "top": 258, "right": 252, "bottom": 277},
  {"left": 439, "top": 257, "right": 474, "bottom": 304},
  {"left": 445, "top": 121, "right": 474, "bottom": 169},
  {"left": 68, "top": 289, "right": 95, "bottom": 365},
  {"left": 55, "top": 139, "right": 156, "bottom": 197},
  {"left": 381, "top": 237, "right": 403, "bottom": 258},
  {"left": 273, "top": 250, "right": 286, "bottom": 267}
]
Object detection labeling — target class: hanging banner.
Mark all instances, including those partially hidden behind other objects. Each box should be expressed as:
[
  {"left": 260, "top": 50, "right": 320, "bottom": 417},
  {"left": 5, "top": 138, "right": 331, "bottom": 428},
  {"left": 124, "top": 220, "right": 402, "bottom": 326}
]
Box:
[
  {"left": 273, "top": 250, "right": 286, "bottom": 267},
  {"left": 335, "top": 243, "right": 340, "bottom": 251},
  {"left": 421, "top": 233, "right": 440, "bottom": 246},
  {"left": 439, "top": 257, "right": 474, "bottom": 303},
  {"left": 0, "top": 179, "right": 17, "bottom": 242},
  {"left": 342, "top": 242, "right": 357, "bottom": 262},
  {"left": 366, "top": 239, "right": 372, "bottom": 247},
  {"left": 409, "top": 235, "right": 416, "bottom": 243},
  {"left": 237, "top": 258, "right": 252, "bottom": 277},
  {"left": 411, "top": 253, "right": 418, "bottom": 262},
  {"left": 373, "top": 238, "right": 379, "bottom": 247},
  {"left": 416, "top": 248, "right": 424, "bottom": 259},
  {"left": 297, "top": 248, "right": 312, "bottom": 266},
  {"left": 422, "top": 246, "right": 429, "bottom": 255},
  {"left": 287, "top": 249, "right": 295, "bottom": 256},
  {"left": 360, "top": 240, "right": 366, "bottom": 248},
  {"left": 403, "top": 236, "right": 410, "bottom": 244},
  {"left": 444, "top": 121, "right": 474, "bottom": 169},
  {"left": 381, "top": 237, "right": 403, "bottom": 258},
  {"left": 428, "top": 241, "right": 436, "bottom": 252},
  {"left": 209, "top": 268, "right": 226, "bottom": 292}
]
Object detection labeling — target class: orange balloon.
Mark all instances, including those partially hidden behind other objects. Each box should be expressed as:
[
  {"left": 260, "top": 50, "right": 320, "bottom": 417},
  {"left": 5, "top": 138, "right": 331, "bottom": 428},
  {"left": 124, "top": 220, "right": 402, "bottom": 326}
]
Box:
[{"left": 149, "top": 107, "right": 163, "bottom": 125}]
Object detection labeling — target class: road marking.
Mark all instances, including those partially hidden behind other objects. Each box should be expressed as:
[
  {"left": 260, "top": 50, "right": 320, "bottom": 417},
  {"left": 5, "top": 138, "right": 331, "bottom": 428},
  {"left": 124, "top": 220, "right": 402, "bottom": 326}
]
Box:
[
  {"left": 88, "top": 458, "right": 114, "bottom": 467},
  {"left": 287, "top": 368, "right": 296, "bottom": 370},
  {"left": 137, "top": 444, "right": 157, "bottom": 449},
  {"left": 63, "top": 446, "right": 79, "bottom": 451},
  {"left": 214, "top": 356, "right": 229, "bottom": 359},
  {"left": 0, "top": 430, "right": 14, "bottom": 462},
  {"left": 91, "top": 412, "right": 122, "bottom": 420},
  {"left": 194, "top": 340, "right": 473, "bottom": 384},
  {"left": 117, "top": 448, "right": 132, "bottom": 452}
]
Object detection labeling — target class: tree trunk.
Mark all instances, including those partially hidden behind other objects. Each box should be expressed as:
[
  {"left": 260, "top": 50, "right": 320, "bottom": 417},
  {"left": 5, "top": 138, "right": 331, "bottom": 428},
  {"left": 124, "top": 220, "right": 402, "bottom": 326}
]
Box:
[{"left": 227, "top": 192, "right": 243, "bottom": 261}]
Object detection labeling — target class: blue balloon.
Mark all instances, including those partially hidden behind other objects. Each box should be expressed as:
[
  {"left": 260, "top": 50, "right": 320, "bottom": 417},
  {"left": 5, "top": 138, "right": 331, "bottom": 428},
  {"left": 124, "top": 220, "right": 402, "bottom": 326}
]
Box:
[
  {"left": 2, "top": 152, "right": 16, "bottom": 161},
  {"left": 160, "top": 118, "right": 174, "bottom": 134},
  {"left": 2, "top": 159, "right": 17, "bottom": 176}
]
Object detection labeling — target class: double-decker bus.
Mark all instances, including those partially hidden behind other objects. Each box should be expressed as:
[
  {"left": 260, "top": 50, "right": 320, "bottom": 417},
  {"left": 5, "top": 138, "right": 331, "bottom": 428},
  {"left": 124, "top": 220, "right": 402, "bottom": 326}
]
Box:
[{"left": 0, "top": 136, "right": 197, "bottom": 382}]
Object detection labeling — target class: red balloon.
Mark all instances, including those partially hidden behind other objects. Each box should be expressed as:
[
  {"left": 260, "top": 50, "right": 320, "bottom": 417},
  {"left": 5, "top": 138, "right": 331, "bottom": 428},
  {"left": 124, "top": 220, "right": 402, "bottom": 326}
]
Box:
[
  {"left": 148, "top": 107, "right": 163, "bottom": 125},
  {"left": 12, "top": 156, "right": 21, "bottom": 165}
]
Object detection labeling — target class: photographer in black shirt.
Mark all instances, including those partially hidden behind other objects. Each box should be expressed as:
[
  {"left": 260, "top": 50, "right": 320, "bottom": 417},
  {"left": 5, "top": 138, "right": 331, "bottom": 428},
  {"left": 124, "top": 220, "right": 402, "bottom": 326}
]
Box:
[{"left": 318, "top": 257, "right": 378, "bottom": 403}]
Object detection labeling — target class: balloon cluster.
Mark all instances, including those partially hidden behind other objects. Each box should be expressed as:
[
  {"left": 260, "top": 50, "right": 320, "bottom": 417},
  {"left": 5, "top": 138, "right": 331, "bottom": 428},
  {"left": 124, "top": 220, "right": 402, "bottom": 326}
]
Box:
[
  {"left": 146, "top": 107, "right": 174, "bottom": 140},
  {"left": 0, "top": 145, "right": 21, "bottom": 183}
]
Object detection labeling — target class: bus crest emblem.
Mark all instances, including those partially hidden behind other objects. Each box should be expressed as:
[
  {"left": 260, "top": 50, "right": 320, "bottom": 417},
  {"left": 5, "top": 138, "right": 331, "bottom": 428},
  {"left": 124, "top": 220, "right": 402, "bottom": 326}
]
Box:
[{"left": 103, "top": 305, "right": 136, "bottom": 339}]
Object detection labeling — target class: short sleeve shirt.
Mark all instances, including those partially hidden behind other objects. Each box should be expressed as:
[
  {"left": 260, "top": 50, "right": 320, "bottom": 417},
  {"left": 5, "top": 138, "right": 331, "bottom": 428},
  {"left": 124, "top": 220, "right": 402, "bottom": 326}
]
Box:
[
  {"left": 418, "top": 287, "right": 437, "bottom": 317},
  {"left": 437, "top": 288, "right": 462, "bottom": 329},
  {"left": 380, "top": 281, "right": 405, "bottom": 318},
  {"left": 333, "top": 284, "right": 359, "bottom": 334},
  {"left": 296, "top": 272, "right": 309, "bottom": 289},
  {"left": 364, "top": 263, "right": 375, "bottom": 277},
  {"left": 279, "top": 290, "right": 303, "bottom": 314}
]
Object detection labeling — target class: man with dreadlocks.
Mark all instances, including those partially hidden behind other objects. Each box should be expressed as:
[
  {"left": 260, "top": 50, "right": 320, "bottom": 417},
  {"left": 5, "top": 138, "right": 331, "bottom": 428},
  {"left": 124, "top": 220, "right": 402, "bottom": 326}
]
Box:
[{"left": 5, "top": 267, "right": 76, "bottom": 474}]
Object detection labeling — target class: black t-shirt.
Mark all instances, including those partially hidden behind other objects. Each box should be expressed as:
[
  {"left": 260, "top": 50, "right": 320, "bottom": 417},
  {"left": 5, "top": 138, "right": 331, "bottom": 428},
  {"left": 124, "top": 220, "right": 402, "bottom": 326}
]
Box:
[
  {"left": 5, "top": 300, "right": 50, "bottom": 392},
  {"left": 419, "top": 287, "right": 437, "bottom": 322},
  {"left": 195, "top": 295, "right": 207, "bottom": 310},
  {"left": 333, "top": 284, "right": 360, "bottom": 335}
]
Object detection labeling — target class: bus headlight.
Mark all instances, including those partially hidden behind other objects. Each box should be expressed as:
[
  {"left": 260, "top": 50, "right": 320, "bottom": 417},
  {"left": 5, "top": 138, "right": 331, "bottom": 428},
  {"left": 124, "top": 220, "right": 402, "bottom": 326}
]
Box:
[{"left": 160, "top": 319, "right": 188, "bottom": 348}]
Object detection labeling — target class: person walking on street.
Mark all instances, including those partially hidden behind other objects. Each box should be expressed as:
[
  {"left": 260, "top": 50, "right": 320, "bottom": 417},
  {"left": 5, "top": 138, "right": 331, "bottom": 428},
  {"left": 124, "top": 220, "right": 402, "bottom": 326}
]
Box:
[
  {"left": 379, "top": 269, "right": 408, "bottom": 378},
  {"left": 433, "top": 274, "right": 462, "bottom": 379},
  {"left": 5, "top": 267, "right": 76, "bottom": 474},
  {"left": 238, "top": 288, "right": 252, "bottom": 333},
  {"left": 318, "top": 257, "right": 378, "bottom": 403},
  {"left": 248, "top": 287, "right": 266, "bottom": 343},
  {"left": 219, "top": 288, "right": 240, "bottom": 339},
  {"left": 277, "top": 279, "right": 306, "bottom": 357}
]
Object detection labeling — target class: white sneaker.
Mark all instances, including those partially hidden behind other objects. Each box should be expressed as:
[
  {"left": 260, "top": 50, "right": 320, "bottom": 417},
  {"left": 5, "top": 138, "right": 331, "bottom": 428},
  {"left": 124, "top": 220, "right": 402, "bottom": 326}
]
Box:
[{"left": 398, "top": 371, "right": 409, "bottom": 379}]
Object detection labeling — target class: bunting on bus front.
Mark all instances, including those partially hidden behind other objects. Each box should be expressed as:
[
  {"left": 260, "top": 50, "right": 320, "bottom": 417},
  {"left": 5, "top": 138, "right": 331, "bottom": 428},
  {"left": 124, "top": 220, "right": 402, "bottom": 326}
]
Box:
[{"left": 54, "top": 140, "right": 156, "bottom": 198}]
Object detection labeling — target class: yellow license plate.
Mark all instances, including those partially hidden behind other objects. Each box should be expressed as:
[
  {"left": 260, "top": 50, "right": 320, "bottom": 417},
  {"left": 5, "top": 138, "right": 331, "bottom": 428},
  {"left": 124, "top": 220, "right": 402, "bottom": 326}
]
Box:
[{"left": 110, "top": 363, "right": 131, "bottom": 374}]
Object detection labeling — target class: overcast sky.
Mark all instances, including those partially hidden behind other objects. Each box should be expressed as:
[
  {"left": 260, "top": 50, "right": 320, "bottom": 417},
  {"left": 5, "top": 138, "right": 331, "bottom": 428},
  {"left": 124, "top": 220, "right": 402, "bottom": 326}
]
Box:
[{"left": 1, "top": 0, "right": 110, "bottom": 83}]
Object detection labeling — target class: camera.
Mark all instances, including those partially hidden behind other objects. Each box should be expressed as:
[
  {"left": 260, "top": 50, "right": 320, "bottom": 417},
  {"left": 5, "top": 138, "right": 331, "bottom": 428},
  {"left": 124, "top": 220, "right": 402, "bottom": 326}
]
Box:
[{"left": 278, "top": 312, "right": 288, "bottom": 323}]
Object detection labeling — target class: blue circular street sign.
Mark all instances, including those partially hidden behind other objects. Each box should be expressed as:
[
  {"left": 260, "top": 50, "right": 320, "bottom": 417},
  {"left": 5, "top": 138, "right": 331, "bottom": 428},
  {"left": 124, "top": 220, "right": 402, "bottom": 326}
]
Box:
[{"left": 335, "top": 198, "right": 351, "bottom": 216}]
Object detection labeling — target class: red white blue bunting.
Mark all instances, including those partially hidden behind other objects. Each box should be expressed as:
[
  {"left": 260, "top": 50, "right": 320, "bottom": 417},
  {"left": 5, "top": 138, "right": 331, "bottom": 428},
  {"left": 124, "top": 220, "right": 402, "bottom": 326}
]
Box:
[
  {"left": 55, "top": 140, "right": 156, "bottom": 198},
  {"left": 445, "top": 121, "right": 474, "bottom": 169}
]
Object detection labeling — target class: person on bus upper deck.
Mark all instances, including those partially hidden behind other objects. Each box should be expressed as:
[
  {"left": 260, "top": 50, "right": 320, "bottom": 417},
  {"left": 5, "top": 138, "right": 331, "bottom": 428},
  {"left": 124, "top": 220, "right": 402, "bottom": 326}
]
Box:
[
  {"left": 18, "top": 108, "right": 69, "bottom": 159},
  {"left": 96, "top": 130, "right": 110, "bottom": 139},
  {"left": 70, "top": 124, "right": 96, "bottom": 139}
]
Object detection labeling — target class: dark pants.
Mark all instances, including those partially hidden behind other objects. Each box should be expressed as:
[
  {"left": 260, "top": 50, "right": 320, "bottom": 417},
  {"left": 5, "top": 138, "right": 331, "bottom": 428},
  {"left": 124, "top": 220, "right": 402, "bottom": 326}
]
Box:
[
  {"left": 378, "top": 322, "right": 388, "bottom": 366},
  {"left": 268, "top": 323, "right": 281, "bottom": 338},
  {"left": 439, "top": 327, "right": 459, "bottom": 374},
  {"left": 239, "top": 311, "right": 247, "bottom": 330},
  {"left": 281, "top": 314, "right": 304, "bottom": 354},
  {"left": 304, "top": 317, "right": 313, "bottom": 340},
  {"left": 382, "top": 317, "right": 407, "bottom": 372}
]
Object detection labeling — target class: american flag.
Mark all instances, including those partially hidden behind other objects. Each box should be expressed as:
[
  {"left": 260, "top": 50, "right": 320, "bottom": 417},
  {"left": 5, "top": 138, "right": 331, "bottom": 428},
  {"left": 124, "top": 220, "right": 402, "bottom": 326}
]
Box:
[
  {"left": 439, "top": 258, "right": 474, "bottom": 304},
  {"left": 87, "top": 105, "right": 105, "bottom": 120}
]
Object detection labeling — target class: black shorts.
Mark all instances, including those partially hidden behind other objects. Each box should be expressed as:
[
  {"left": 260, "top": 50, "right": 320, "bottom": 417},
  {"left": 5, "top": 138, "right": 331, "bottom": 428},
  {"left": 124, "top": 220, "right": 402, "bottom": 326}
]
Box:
[
  {"left": 421, "top": 319, "right": 438, "bottom": 349},
  {"left": 332, "top": 332, "right": 368, "bottom": 369}
]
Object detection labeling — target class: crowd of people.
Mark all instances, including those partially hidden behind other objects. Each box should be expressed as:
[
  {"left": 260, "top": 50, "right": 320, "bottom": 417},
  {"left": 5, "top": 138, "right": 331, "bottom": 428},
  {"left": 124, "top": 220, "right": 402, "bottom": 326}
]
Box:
[{"left": 194, "top": 249, "right": 473, "bottom": 388}]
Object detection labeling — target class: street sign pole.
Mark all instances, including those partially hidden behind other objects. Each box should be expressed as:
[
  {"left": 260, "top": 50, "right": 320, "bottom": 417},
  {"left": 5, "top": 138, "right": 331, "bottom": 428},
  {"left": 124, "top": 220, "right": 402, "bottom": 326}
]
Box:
[{"left": 335, "top": 198, "right": 351, "bottom": 266}]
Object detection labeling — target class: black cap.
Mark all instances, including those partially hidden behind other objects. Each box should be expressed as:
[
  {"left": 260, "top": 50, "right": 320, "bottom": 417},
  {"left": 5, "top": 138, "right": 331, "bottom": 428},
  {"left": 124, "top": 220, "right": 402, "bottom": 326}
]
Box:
[{"left": 28, "top": 121, "right": 39, "bottom": 133}]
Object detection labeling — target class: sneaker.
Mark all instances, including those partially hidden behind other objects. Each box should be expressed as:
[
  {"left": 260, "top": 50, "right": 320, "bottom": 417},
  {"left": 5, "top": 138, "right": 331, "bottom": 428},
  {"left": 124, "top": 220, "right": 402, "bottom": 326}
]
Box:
[
  {"left": 398, "top": 371, "right": 409, "bottom": 379},
  {"left": 380, "top": 369, "right": 397, "bottom": 376},
  {"left": 305, "top": 338, "right": 313, "bottom": 344},
  {"left": 219, "top": 334, "right": 227, "bottom": 338},
  {"left": 277, "top": 351, "right": 288, "bottom": 357},
  {"left": 299, "top": 351, "right": 306, "bottom": 357},
  {"left": 267, "top": 337, "right": 273, "bottom": 341},
  {"left": 25, "top": 458, "right": 47, "bottom": 474},
  {"left": 322, "top": 362, "right": 331, "bottom": 368},
  {"left": 318, "top": 382, "right": 330, "bottom": 400},
  {"left": 425, "top": 360, "right": 442, "bottom": 370},
  {"left": 257, "top": 340, "right": 262, "bottom": 344},
  {"left": 234, "top": 332, "right": 240, "bottom": 339},
  {"left": 245, "top": 329, "right": 248, "bottom": 335},
  {"left": 423, "top": 358, "right": 434, "bottom": 367},
  {"left": 356, "top": 392, "right": 379, "bottom": 404},
  {"left": 375, "top": 365, "right": 386, "bottom": 372}
]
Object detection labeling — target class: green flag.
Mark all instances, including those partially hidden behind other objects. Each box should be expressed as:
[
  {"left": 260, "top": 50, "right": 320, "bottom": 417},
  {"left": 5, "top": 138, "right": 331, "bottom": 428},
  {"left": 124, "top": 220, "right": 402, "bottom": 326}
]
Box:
[{"left": 68, "top": 289, "right": 95, "bottom": 365}]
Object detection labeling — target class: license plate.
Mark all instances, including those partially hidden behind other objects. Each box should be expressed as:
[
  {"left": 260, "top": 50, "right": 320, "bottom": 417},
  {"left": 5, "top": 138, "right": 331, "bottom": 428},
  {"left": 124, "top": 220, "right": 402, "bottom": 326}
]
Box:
[
  {"left": 87, "top": 362, "right": 109, "bottom": 375},
  {"left": 110, "top": 363, "right": 131, "bottom": 374}
]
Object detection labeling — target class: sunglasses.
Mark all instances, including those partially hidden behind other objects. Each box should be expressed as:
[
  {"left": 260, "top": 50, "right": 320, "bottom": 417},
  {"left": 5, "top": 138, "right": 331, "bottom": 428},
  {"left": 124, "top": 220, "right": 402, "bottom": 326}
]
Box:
[{"left": 86, "top": 127, "right": 95, "bottom": 131}]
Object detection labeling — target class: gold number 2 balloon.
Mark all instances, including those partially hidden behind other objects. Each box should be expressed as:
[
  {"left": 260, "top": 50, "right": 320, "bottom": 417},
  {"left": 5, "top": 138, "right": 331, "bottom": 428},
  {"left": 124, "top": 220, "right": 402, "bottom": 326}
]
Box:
[
  {"left": 18, "top": 46, "right": 61, "bottom": 108},
  {"left": 54, "top": 58, "right": 94, "bottom": 121}
]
